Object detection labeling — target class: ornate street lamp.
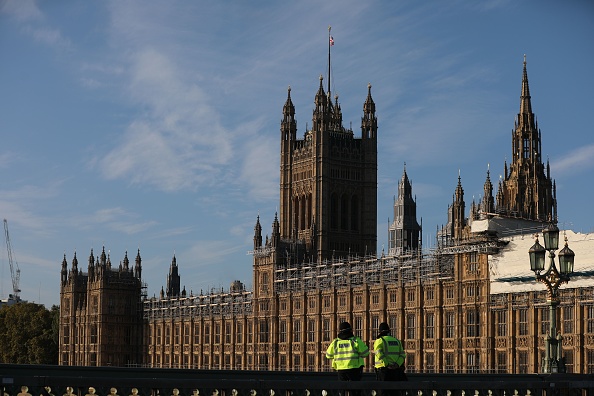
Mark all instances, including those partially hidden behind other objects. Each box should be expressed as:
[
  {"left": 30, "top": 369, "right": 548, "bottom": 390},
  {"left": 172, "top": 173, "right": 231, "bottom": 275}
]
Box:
[{"left": 529, "top": 223, "right": 575, "bottom": 373}]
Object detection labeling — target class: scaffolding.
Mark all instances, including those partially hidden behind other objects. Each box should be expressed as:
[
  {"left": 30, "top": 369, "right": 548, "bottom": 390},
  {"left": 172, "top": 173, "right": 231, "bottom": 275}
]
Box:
[{"left": 143, "top": 287, "right": 253, "bottom": 321}]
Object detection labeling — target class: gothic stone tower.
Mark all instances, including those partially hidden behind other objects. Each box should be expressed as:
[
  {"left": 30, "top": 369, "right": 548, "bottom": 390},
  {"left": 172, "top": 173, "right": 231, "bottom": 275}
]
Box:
[
  {"left": 278, "top": 78, "right": 378, "bottom": 261},
  {"left": 59, "top": 248, "right": 144, "bottom": 367},
  {"left": 496, "top": 56, "right": 557, "bottom": 222},
  {"left": 388, "top": 165, "right": 422, "bottom": 255}
]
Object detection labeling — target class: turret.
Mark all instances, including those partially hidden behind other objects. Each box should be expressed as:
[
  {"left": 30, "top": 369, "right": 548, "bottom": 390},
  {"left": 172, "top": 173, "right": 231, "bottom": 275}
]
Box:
[
  {"left": 254, "top": 215, "right": 263, "bottom": 249},
  {"left": 481, "top": 168, "right": 495, "bottom": 217},
  {"left": 123, "top": 251, "right": 130, "bottom": 271},
  {"left": 135, "top": 249, "right": 142, "bottom": 280},
  {"left": 61, "top": 254, "right": 68, "bottom": 285},
  {"left": 166, "top": 254, "right": 180, "bottom": 298},
  {"left": 361, "top": 83, "right": 377, "bottom": 140},
  {"left": 88, "top": 248, "right": 95, "bottom": 279}
]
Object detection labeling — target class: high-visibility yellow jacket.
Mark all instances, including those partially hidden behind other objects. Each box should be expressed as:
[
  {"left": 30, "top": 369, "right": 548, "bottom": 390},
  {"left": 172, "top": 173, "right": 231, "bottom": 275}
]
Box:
[
  {"left": 373, "top": 335, "right": 406, "bottom": 368},
  {"left": 326, "top": 336, "right": 370, "bottom": 370}
]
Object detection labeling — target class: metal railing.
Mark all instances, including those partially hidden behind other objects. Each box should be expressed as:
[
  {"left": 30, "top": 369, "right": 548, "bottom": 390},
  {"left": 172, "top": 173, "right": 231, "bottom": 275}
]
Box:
[{"left": 1, "top": 364, "right": 593, "bottom": 396}]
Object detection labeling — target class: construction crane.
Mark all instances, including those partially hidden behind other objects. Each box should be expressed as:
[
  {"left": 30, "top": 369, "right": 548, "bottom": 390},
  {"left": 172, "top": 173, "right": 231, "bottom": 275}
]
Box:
[{"left": 3, "top": 219, "right": 21, "bottom": 301}]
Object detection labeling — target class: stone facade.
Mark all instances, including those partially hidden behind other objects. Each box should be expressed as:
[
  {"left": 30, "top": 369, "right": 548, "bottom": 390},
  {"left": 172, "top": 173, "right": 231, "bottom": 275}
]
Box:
[{"left": 60, "top": 58, "right": 594, "bottom": 374}]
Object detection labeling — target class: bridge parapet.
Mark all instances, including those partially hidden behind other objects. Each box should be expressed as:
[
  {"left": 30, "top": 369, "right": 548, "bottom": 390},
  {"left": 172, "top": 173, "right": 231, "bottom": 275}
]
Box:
[{"left": 1, "top": 365, "right": 593, "bottom": 396}]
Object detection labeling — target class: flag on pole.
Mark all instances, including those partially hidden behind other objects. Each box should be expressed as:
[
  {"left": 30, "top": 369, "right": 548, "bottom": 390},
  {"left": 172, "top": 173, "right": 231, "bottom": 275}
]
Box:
[{"left": 330, "top": 36, "right": 334, "bottom": 46}]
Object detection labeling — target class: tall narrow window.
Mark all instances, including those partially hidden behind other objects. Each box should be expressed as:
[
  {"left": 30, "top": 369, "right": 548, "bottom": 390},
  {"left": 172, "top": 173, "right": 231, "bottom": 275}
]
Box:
[
  {"left": 541, "top": 308, "right": 550, "bottom": 335},
  {"left": 279, "top": 320, "right": 287, "bottom": 343},
  {"left": 341, "top": 194, "right": 349, "bottom": 230},
  {"left": 563, "top": 306, "right": 574, "bottom": 333},
  {"left": 518, "top": 351, "right": 528, "bottom": 374},
  {"left": 307, "top": 320, "right": 315, "bottom": 342},
  {"left": 406, "top": 314, "right": 416, "bottom": 339},
  {"left": 497, "top": 311, "right": 507, "bottom": 337},
  {"left": 587, "top": 306, "right": 594, "bottom": 334},
  {"left": 426, "top": 313, "right": 435, "bottom": 339},
  {"left": 330, "top": 193, "right": 338, "bottom": 229},
  {"left": 445, "top": 312, "right": 455, "bottom": 338},
  {"left": 466, "top": 310, "right": 479, "bottom": 337},
  {"left": 293, "top": 320, "right": 301, "bottom": 342},
  {"left": 351, "top": 195, "right": 359, "bottom": 231},
  {"left": 518, "top": 309, "right": 528, "bottom": 336}
]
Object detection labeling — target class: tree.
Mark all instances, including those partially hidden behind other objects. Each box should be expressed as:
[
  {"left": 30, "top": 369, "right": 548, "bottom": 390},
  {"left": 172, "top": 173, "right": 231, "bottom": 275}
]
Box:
[{"left": 0, "top": 302, "right": 58, "bottom": 364}]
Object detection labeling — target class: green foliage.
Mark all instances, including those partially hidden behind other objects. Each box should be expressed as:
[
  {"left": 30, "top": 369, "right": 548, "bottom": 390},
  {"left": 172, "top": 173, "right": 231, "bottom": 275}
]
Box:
[{"left": 0, "top": 302, "right": 59, "bottom": 364}]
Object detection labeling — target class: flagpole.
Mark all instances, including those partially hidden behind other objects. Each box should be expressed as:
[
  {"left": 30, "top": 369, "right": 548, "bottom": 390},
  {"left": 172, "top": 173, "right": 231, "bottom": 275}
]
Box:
[{"left": 328, "top": 25, "right": 331, "bottom": 96}]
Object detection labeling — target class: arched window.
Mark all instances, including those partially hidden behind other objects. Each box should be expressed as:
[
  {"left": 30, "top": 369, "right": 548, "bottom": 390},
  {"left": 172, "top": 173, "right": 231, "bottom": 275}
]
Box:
[
  {"left": 341, "top": 194, "right": 349, "bottom": 230},
  {"left": 331, "top": 193, "right": 338, "bottom": 229},
  {"left": 351, "top": 195, "right": 359, "bottom": 231}
]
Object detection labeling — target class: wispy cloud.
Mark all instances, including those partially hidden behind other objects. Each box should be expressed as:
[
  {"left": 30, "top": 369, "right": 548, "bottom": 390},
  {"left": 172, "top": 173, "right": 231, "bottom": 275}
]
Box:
[
  {"left": 0, "top": 0, "right": 42, "bottom": 22},
  {"left": 551, "top": 144, "right": 594, "bottom": 176}
]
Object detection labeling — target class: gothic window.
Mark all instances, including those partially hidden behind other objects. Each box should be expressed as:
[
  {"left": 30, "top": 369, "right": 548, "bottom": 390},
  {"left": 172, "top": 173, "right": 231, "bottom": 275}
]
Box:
[
  {"left": 407, "top": 289, "right": 415, "bottom": 302},
  {"left": 425, "top": 352, "right": 435, "bottom": 373},
  {"left": 279, "top": 320, "right": 287, "bottom": 343},
  {"left": 175, "top": 324, "right": 181, "bottom": 344},
  {"left": 215, "top": 323, "right": 221, "bottom": 344},
  {"left": 389, "top": 291, "right": 397, "bottom": 304},
  {"left": 389, "top": 315, "right": 397, "bottom": 332},
  {"left": 466, "top": 352, "right": 479, "bottom": 373},
  {"left": 62, "top": 326, "right": 69, "bottom": 344},
  {"left": 323, "top": 319, "right": 331, "bottom": 342},
  {"left": 204, "top": 324, "right": 210, "bottom": 343},
  {"left": 341, "top": 194, "right": 349, "bottom": 230},
  {"left": 339, "top": 295, "right": 346, "bottom": 307},
  {"left": 497, "top": 352, "right": 507, "bottom": 373},
  {"left": 587, "top": 306, "right": 594, "bottom": 333},
  {"left": 523, "top": 138, "right": 530, "bottom": 159},
  {"left": 307, "top": 354, "right": 315, "bottom": 371},
  {"left": 496, "top": 310, "right": 507, "bottom": 337},
  {"left": 355, "top": 316, "right": 363, "bottom": 333},
  {"left": 518, "top": 351, "right": 528, "bottom": 374},
  {"left": 236, "top": 322, "right": 243, "bottom": 344},
  {"left": 563, "top": 306, "right": 574, "bottom": 333},
  {"left": 225, "top": 323, "right": 231, "bottom": 344},
  {"left": 331, "top": 193, "right": 338, "bottom": 229},
  {"left": 309, "top": 297, "right": 316, "bottom": 309},
  {"left": 90, "top": 325, "right": 97, "bottom": 344},
  {"left": 565, "top": 349, "right": 574, "bottom": 373},
  {"left": 446, "top": 287, "right": 454, "bottom": 300},
  {"left": 518, "top": 309, "right": 528, "bottom": 336},
  {"left": 426, "top": 287, "right": 434, "bottom": 301},
  {"left": 468, "top": 252, "right": 478, "bottom": 272},
  {"left": 406, "top": 314, "right": 416, "bottom": 339},
  {"left": 372, "top": 293, "right": 379, "bottom": 305},
  {"left": 466, "top": 310, "right": 480, "bottom": 337},
  {"left": 541, "top": 308, "right": 550, "bottom": 335},
  {"left": 323, "top": 296, "right": 331, "bottom": 308},
  {"left": 293, "top": 320, "right": 301, "bottom": 342},
  {"left": 425, "top": 313, "right": 435, "bottom": 339},
  {"left": 193, "top": 324, "right": 199, "bottom": 344},
  {"left": 587, "top": 349, "right": 594, "bottom": 374},
  {"left": 259, "top": 319, "right": 269, "bottom": 343},
  {"left": 307, "top": 319, "right": 315, "bottom": 342},
  {"left": 351, "top": 195, "right": 359, "bottom": 231},
  {"left": 247, "top": 322, "right": 252, "bottom": 343},
  {"left": 355, "top": 294, "right": 363, "bottom": 305},
  {"left": 372, "top": 316, "right": 379, "bottom": 333},
  {"left": 157, "top": 326, "right": 162, "bottom": 344},
  {"left": 445, "top": 353, "right": 455, "bottom": 373}
]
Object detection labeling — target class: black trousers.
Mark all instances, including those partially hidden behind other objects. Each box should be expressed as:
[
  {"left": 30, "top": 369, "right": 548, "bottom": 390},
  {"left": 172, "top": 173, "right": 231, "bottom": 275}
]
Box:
[
  {"left": 375, "top": 367, "right": 407, "bottom": 396},
  {"left": 337, "top": 367, "right": 363, "bottom": 396}
]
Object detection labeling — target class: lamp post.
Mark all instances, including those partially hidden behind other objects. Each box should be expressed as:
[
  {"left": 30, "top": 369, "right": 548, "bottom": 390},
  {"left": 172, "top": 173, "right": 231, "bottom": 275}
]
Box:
[{"left": 528, "top": 222, "right": 575, "bottom": 373}]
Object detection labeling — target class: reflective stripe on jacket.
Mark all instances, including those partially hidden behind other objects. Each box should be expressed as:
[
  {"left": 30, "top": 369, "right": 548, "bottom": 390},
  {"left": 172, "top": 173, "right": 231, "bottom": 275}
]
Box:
[
  {"left": 326, "top": 336, "right": 370, "bottom": 370},
  {"left": 373, "top": 335, "right": 406, "bottom": 368}
]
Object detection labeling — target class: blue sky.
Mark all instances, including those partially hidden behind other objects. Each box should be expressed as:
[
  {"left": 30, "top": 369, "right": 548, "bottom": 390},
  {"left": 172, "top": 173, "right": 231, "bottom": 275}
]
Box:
[{"left": 1, "top": 0, "right": 593, "bottom": 308}]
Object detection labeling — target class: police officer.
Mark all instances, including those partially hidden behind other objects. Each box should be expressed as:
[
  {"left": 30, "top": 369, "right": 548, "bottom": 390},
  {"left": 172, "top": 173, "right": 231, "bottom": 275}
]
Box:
[
  {"left": 374, "top": 322, "right": 407, "bottom": 396},
  {"left": 326, "top": 321, "right": 370, "bottom": 395}
]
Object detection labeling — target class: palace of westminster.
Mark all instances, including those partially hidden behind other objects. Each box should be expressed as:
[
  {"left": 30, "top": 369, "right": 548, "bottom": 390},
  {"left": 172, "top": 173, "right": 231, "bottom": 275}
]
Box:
[{"left": 59, "top": 57, "right": 594, "bottom": 374}]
